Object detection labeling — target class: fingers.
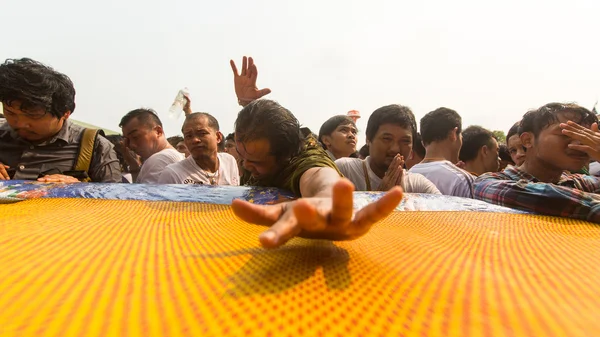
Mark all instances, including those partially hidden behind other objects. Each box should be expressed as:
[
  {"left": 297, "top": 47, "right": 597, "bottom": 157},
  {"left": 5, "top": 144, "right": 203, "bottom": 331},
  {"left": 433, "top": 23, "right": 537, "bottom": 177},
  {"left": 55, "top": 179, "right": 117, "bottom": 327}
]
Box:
[
  {"left": 353, "top": 186, "right": 403, "bottom": 229},
  {"left": 592, "top": 123, "right": 599, "bottom": 133},
  {"left": 248, "top": 57, "right": 255, "bottom": 79},
  {"left": 229, "top": 59, "right": 239, "bottom": 76},
  {"left": 562, "top": 128, "right": 595, "bottom": 145},
  {"left": 231, "top": 199, "right": 286, "bottom": 225},
  {"left": 259, "top": 211, "right": 302, "bottom": 249},
  {"left": 567, "top": 144, "right": 600, "bottom": 156},
  {"left": 293, "top": 199, "right": 327, "bottom": 231},
  {"left": 37, "top": 174, "right": 79, "bottom": 183},
  {"left": 256, "top": 88, "right": 272, "bottom": 98},
  {"left": 241, "top": 56, "right": 248, "bottom": 76},
  {"left": 329, "top": 178, "right": 354, "bottom": 225},
  {"left": 0, "top": 164, "right": 9, "bottom": 180},
  {"left": 392, "top": 164, "right": 404, "bottom": 185}
]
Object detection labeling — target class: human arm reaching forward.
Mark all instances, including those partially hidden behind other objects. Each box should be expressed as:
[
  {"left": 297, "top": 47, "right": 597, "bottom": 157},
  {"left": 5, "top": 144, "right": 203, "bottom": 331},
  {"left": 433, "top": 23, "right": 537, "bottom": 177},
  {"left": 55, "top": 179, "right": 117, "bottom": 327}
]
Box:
[{"left": 232, "top": 168, "right": 404, "bottom": 249}]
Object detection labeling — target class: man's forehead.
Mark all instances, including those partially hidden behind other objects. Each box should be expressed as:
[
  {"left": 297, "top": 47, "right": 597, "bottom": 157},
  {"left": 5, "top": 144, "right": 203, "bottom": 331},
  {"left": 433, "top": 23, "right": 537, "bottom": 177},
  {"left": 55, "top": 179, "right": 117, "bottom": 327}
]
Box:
[
  {"left": 376, "top": 123, "right": 413, "bottom": 136},
  {"left": 235, "top": 138, "right": 271, "bottom": 159}
]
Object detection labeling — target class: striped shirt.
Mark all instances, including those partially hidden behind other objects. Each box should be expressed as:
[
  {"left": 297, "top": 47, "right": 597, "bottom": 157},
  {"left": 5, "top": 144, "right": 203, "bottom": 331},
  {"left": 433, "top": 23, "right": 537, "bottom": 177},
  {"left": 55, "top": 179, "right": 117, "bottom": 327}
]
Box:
[{"left": 474, "top": 165, "right": 600, "bottom": 223}]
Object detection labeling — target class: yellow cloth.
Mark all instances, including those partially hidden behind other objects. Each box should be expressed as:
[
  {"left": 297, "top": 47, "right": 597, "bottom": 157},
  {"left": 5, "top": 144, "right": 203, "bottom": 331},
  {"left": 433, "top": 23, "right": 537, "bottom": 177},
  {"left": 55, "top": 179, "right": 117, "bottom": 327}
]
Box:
[{"left": 1, "top": 198, "right": 600, "bottom": 336}]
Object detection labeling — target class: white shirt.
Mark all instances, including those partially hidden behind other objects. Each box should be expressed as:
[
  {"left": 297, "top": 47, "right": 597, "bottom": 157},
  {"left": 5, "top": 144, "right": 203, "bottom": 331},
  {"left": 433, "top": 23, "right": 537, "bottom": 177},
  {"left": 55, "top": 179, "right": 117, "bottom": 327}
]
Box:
[
  {"left": 136, "top": 148, "right": 184, "bottom": 184},
  {"left": 158, "top": 152, "right": 240, "bottom": 186},
  {"left": 408, "top": 160, "right": 474, "bottom": 198},
  {"left": 335, "top": 156, "right": 441, "bottom": 194}
]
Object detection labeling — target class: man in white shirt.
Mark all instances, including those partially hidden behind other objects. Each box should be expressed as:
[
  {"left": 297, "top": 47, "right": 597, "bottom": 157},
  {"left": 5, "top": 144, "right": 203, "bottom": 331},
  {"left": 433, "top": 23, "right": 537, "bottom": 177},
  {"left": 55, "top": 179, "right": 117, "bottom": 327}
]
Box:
[
  {"left": 335, "top": 104, "right": 440, "bottom": 194},
  {"left": 409, "top": 107, "right": 474, "bottom": 198},
  {"left": 119, "top": 108, "right": 184, "bottom": 183},
  {"left": 159, "top": 113, "right": 239, "bottom": 185},
  {"left": 458, "top": 125, "right": 500, "bottom": 176}
]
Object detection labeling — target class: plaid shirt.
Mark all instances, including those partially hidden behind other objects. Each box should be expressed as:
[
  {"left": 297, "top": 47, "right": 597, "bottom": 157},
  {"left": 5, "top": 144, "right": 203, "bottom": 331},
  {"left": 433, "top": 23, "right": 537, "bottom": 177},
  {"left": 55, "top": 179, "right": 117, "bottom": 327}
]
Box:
[{"left": 474, "top": 165, "right": 600, "bottom": 223}]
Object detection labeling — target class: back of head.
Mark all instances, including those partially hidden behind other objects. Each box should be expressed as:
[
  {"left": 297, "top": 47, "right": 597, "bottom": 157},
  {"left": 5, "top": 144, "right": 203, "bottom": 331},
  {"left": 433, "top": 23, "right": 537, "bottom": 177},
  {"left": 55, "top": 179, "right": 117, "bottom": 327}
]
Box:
[
  {"left": 520, "top": 102, "right": 597, "bottom": 138},
  {"left": 182, "top": 112, "right": 220, "bottom": 132},
  {"left": 119, "top": 108, "right": 163, "bottom": 129},
  {"left": 167, "top": 135, "right": 184, "bottom": 147},
  {"left": 459, "top": 125, "right": 495, "bottom": 162},
  {"left": 412, "top": 132, "right": 426, "bottom": 158},
  {"left": 420, "top": 107, "right": 462, "bottom": 146},
  {"left": 0, "top": 58, "right": 76, "bottom": 119},
  {"left": 498, "top": 144, "right": 513, "bottom": 163},
  {"left": 235, "top": 99, "right": 302, "bottom": 161},
  {"left": 365, "top": 104, "right": 417, "bottom": 142},
  {"left": 318, "top": 115, "right": 356, "bottom": 149}
]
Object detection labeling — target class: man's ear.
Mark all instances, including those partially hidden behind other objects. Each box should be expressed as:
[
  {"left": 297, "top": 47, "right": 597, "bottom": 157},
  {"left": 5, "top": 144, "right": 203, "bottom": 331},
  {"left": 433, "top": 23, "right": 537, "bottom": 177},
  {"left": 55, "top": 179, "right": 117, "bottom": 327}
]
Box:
[
  {"left": 61, "top": 111, "right": 71, "bottom": 121},
  {"left": 154, "top": 125, "right": 164, "bottom": 137},
  {"left": 216, "top": 131, "right": 224, "bottom": 144},
  {"left": 481, "top": 145, "right": 489, "bottom": 157},
  {"left": 366, "top": 137, "right": 372, "bottom": 148},
  {"left": 520, "top": 132, "right": 534, "bottom": 149},
  {"left": 448, "top": 127, "right": 458, "bottom": 142}
]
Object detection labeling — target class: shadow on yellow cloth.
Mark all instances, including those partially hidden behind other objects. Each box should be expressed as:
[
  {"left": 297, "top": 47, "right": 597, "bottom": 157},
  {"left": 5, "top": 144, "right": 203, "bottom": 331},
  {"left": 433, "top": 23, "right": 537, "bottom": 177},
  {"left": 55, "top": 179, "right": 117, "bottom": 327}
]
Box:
[{"left": 1, "top": 198, "right": 600, "bottom": 336}]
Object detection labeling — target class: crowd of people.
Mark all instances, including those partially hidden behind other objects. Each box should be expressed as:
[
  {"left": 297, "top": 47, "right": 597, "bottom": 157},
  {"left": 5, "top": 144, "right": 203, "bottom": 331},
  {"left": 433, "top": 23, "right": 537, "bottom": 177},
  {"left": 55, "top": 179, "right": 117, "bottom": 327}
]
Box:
[{"left": 1, "top": 57, "right": 599, "bottom": 248}]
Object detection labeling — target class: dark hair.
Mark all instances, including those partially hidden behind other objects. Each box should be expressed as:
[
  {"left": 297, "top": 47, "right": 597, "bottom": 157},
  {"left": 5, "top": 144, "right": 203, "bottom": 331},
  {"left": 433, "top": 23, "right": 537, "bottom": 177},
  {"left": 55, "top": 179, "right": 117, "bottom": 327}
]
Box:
[
  {"left": 498, "top": 144, "right": 513, "bottom": 163},
  {"left": 225, "top": 133, "right": 235, "bottom": 142},
  {"left": 412, "top": 132, "right": 426, "bottom": 158},
  {"left": 235, "top": 99, "right": 302, "bottom": 161},
  {"left": 104, "top": 134, "right": 128, "bottom": 173},
  {"left": 459, "top": 125, "right": 496, "bottom": 162},
  {"left": 358, "top": 144, "right": 370, "bottom": 158},
  {"left": 167, "top": 135, "right": 184, "bottom": 147},
  {"left": 0, "top": 58, "right": 76, "bottom": 119},
  {"left": 520, "top": 103, "right": 598, "bottom": 138},
  {"left": 506, "top": 121, "right": 521, "bottom": 143},
  {"left": 365, "top": 104, "right": 417, "bottom": 142},
  {"left": 119, "top": 108, "right": 163, "bottom": 129},
  {"left": 182, "top": 112, "right": 220, "bottom": 132},
  {"left": 318, "top": 115, "right": 356, "bottom": 149},
  {"left": 420, "top": 107, "right": 462, "bottom": 146}
]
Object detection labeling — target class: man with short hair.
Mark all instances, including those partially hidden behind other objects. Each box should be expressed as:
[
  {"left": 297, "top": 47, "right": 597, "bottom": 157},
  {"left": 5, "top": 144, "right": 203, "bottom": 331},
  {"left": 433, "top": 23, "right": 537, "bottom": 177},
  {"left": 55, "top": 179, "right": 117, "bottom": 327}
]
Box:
[
  {"left": 167, "top": 135, "right": 190, "bottom": 158},
  {"left": 335, "top": 104, "right": 439, "bottom": 193},
  {"left": 159, "top": 113, "right": 238, "bottom": 185},
  {"left": 228, "top": 56, "right": 403, "bottom": 249},
  {"left": 409, "top": 107, "right": 474, "bottom": 198},
  {"left": 119, "top": 108, "right": 184, "bottom": 183},
  {"left": 458, "top": 126, "right": 500, "bottom": 176},
  {"left": 0, "top": 58, "right": 120, "bottom": 182},
  {"left": 475, "top": 103, "right": 600, "bottom": 222}
]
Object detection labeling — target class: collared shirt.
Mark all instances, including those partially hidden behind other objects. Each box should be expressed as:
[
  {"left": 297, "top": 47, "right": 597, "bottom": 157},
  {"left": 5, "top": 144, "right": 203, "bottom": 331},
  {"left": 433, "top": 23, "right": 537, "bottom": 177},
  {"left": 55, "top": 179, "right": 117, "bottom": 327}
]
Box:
[
  {"left": 0, "top": 119, "right": 121, "bottom": 182},
  {"left": 474, "top": 165, "right": 600, "bottom": 223}
]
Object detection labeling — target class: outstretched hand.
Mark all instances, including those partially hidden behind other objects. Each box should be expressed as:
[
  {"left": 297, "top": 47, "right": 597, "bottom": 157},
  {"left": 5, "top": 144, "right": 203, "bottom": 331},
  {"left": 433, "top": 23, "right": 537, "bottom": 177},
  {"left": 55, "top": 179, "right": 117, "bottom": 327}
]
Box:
[
  {"left": 232, "top": 179, "right": 403, "bottom": 249},
  {"left": 561, "top": 121, "right": 600, "bottom": 161},
  {"left": 230, "top": 56, "right": 271, "bottom": 106}
]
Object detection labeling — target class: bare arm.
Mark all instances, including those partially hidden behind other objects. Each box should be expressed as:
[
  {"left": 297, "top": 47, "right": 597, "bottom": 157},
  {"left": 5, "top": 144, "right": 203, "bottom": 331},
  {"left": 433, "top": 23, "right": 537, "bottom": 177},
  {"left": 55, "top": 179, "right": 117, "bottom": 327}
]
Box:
[{"left": 299, "top": 167, "right": 341, "bottom": 198}]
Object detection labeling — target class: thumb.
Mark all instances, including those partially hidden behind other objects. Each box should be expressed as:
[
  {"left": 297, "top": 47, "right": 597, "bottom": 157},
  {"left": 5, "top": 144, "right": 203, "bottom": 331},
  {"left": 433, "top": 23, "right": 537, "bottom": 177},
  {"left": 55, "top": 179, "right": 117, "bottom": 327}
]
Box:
[{"left": 257, "top": 88, "right": 272, "bottom": 97}]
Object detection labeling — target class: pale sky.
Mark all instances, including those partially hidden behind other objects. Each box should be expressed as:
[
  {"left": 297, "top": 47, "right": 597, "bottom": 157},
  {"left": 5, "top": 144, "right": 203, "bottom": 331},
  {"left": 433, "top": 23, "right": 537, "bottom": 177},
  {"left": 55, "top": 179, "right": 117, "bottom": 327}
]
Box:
[{"left": 1, "top": 0, "right": 598, "bottom": 146}]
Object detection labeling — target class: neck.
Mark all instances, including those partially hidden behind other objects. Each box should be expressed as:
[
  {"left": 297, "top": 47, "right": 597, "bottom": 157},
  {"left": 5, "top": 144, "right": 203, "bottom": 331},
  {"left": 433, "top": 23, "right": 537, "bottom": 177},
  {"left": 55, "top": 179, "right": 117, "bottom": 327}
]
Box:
[
  {"left": 368, "top": 157, "right": 387, "bottom": 179},
  {"left": 422, "top": 142, "right": 455, "bottom": 163},
  {"left": 330, "top": 148, "right": 345, "bottom": 160},
  {"left": 520, "top": 157, "right": 563, "bottom": 183},
  {"left": 463, "top": 160, "right": 485, "bottom": 176},
  {"left": 194, "top": 152, "right": 219, "bottom": 173}
]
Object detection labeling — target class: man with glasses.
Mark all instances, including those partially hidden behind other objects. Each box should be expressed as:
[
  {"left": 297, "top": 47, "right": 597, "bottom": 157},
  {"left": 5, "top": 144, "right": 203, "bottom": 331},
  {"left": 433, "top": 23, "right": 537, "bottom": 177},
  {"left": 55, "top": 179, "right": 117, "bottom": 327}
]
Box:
[{"left": 0, "top": 58, "right": 121, "bottom": 182}]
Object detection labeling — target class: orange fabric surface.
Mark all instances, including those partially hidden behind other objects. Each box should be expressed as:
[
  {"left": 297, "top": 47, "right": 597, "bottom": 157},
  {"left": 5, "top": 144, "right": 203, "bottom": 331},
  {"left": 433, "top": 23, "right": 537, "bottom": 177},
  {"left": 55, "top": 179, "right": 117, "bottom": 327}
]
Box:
[{"left": 1, "top": 198, "right": 600, "bottom": 336}]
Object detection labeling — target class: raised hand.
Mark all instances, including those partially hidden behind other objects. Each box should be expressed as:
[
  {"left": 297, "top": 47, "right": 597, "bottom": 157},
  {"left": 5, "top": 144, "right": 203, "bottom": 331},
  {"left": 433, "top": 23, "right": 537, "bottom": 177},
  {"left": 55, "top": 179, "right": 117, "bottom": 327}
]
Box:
[
  {"left": 183, "top": 93, "right": 192, "bottom": 116},
  {"left": 232, "top": 179, "right": 404, "bottom": 249},
  {"left": 561, "top": 121, "right": 600, "bottom": 161},
  {"left": 230, "top": 56, "right": 272, "bottom": 106},
  {"left": 378, "top": 154, "right": 405, "bottom": 191}
]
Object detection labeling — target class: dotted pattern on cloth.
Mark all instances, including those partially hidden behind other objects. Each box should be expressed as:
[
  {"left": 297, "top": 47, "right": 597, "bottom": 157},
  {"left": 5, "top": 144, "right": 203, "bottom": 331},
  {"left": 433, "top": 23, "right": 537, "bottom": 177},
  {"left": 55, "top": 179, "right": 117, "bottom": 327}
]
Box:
[{"left": 1, "top": 198, "right": 600, "bottom": 337}]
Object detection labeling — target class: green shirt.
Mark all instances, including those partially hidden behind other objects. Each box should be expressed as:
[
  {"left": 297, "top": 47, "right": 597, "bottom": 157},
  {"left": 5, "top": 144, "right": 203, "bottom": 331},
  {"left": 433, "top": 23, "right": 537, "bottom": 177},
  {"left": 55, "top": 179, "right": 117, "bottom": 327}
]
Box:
[{"left": 241, "top": 135, "right": 342, "bottom": 197}]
